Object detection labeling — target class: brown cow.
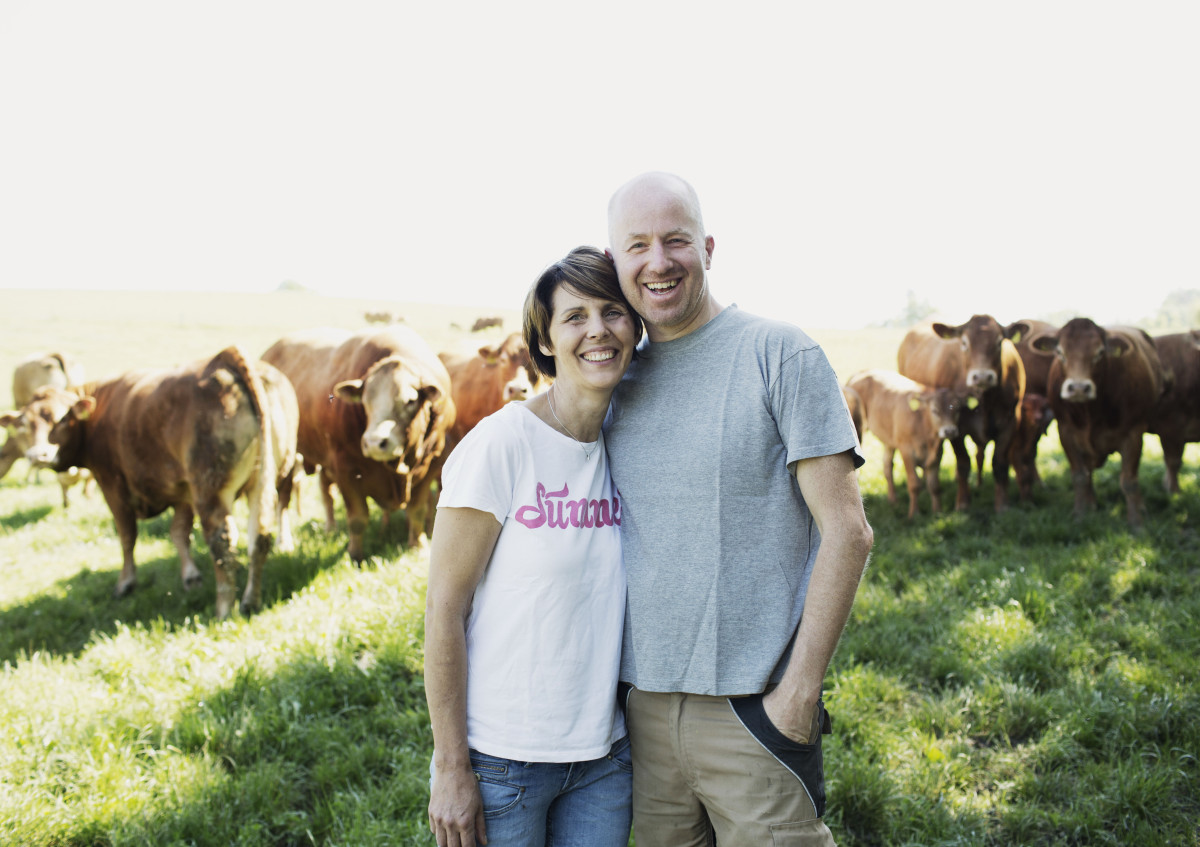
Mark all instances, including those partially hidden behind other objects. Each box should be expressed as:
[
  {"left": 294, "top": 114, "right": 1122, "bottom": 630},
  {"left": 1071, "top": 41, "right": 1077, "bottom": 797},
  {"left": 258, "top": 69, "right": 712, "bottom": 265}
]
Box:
[
  {"left": 439, "top": 333, "right": 538, "bottom": 446},
  {"left": 19, "top": 348, "right": 299, "bottom": 618},
  {"left": 262, "top": 326, "right": 455, "bottom": 559},
  {"left": 897, "top": 315, "right": 1025, "bottom": 511},
  {"left": 0, "top": 389, "right": 94, "bottom": 507},
  {"left": 1001, "top": 319, "right": 1060, "bottom": 496},
  {"left": 841, "top": 383, "right": 865, "bottom": 445},
  {"left": 1032, "top": 319, "right": 1164, "bottom": 527},
  {"left": 1149, "top": 330, "right": 1200, "bottom": 494},
  {"left": 847, "top": 369, "right": 964, "bottom": 518},
  {"left": 2, "top": 352, "right": 89, "bottom": 494}
]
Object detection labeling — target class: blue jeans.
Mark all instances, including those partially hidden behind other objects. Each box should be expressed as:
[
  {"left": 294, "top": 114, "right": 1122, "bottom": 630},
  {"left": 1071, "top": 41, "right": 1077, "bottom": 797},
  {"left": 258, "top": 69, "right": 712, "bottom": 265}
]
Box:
[{"left": 465, "top": 736, "right": 632, "bottom": 847}]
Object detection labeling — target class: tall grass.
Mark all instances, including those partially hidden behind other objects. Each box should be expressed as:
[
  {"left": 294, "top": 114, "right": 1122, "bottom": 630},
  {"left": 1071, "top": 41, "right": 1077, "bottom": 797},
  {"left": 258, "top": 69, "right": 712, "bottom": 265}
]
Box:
[{"left": 1, "top": 293, "right": 1197, "bottom": 844}]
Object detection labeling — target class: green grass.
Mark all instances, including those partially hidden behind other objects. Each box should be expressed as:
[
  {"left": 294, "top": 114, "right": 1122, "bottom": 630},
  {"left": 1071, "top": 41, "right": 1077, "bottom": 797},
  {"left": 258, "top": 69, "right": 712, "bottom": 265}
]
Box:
[{"left": 2, "top": 292, "right": 1198, "bottom": 845}]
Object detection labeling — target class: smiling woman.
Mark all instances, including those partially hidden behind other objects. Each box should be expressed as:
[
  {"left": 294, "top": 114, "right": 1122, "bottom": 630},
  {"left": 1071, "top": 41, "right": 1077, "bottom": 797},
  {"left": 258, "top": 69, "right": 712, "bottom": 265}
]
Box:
[{"left": 423, "top": 245, "right": 641, "bottom": 847}]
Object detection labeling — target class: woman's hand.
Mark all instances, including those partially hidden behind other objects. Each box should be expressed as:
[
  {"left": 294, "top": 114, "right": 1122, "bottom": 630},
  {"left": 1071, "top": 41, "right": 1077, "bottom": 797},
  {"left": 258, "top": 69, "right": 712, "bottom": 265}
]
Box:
[{"left": 429, "top": 760, "right": 487, "bottom": 846}]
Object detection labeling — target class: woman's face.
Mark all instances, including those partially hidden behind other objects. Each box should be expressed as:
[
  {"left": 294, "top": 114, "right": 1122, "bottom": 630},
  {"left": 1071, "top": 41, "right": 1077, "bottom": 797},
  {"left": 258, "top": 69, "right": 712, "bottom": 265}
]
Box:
[{"left": 540, "top": 284, "right": 638, "bottom": 394}]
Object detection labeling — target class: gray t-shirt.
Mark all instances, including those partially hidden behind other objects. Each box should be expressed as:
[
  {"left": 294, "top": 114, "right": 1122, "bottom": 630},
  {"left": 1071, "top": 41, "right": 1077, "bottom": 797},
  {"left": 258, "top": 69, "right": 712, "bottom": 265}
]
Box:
[{"left": 606, "top": 306, "right": 863, "bottom": 696}]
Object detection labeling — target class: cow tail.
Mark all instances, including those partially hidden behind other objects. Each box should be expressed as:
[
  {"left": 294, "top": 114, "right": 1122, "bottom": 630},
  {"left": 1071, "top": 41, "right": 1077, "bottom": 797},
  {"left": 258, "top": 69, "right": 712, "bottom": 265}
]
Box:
[{"left": 221, "top": 346, "right": 278, "bottom": 552}]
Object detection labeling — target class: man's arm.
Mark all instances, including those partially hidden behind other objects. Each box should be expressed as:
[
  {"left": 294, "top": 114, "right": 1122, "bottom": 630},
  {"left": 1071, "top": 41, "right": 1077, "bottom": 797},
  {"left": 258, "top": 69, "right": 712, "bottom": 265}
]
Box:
[
  {"left": 762, "top": 450, "right": 873, "bottom": 743},
  {"left": 424, "top": 507, "right": 503, "bottom": 847}
]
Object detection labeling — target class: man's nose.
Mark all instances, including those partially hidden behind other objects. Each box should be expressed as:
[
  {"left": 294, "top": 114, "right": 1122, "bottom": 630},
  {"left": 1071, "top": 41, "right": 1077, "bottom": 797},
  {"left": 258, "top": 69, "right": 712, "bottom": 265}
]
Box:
[{"left": 646, "top": 242, "right": 672, "bottom": 272}]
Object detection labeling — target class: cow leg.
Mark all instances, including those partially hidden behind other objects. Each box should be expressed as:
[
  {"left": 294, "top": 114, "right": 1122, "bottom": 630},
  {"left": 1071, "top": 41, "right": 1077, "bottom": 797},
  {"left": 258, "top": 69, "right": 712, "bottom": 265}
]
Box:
[
  {"left": 882, "top": 447, "right": 898, "bottom": 505},
  {"left": 407, "top": 472, "right": 437, "bottom": 548},
  {"left": 991, "top": 428, "right": 1014, "bottom": 513},
  {"left": 197, "top": 500, "right": 240, "bottom": 619},
  {"left": 900, "top": 451, "right": 921, "bottom": 519},
  {"left": 925, "top": 442, "right": 945, "bottom": 515},
  {"left": 973, "top": 440, "right": 987, "bottom": 490},
  {"left": 276, "top": 465, "right": 296, "bottom": 553},
  {"left": 949, "top": 435, "right": 972, "bottom": 510},
  {"left": 318, "top": 467, "right": 337, "bottom": 532},
  {"left": 169, "top": 503, "right": 203, "bottom": 591},
  {"left": 58, "top": 472, "right": 73, "bottom": 508},
  {"left": 342, "top": 487, "right": 371, "bottom": 563},
  {"left": 102, "top": 488, "right": 141, "bottom": 598},
  {"left": 1159, "top": 435, "right": 1184, "bottom": 495},
  {"left": 1118, "top": 431, "right": 1147, "bottom": 529}
]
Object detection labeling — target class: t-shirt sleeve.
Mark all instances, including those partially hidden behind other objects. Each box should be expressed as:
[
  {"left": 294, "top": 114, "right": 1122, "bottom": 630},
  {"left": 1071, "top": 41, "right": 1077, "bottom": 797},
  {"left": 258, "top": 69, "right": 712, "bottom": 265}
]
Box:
[
  {"left": 772, "top": 344, "right": 866, "bottom": 470},
  {"left": 438, "top": 412, "right": 521, "bottom": 525}
]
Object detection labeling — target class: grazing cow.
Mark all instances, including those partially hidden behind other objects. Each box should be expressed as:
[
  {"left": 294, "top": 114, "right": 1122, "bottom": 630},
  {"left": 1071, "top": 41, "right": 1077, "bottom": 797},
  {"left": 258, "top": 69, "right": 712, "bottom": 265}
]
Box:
[
  {"left": 898, "top": 315, "right": 1025, "bottom": 512},
  {"left": 2, "top": 352, "right": 89, "bottom": 492},
  {"left": 0, "top": 388, "right": 94, "bottom": 507},
  {"left": 471, "top": 316, "right": 504, "bottom": 332},
  {"left": 1149, "top": 330, "right": 1200, "bottom": 494},
  {"left": 847, "top": 369, "right": 964, "bottom": 518},
  {"left": 1032, "top": 319, "right": 1164, "bottom": 527},
  {"left": 19, "top": 348, "right": 299, "bottom": 618},
  {"left": 841, "top": 383, "right": 865, "bottom": 445},
  {"left": 262, "top": 326, "right": 455, "bottom": 559}
]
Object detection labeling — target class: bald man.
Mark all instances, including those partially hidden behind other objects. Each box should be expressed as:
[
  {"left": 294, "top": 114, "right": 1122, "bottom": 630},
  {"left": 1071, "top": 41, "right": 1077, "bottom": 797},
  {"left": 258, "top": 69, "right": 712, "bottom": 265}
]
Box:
[{"left": 604, "top": 172, "right": 874, "bottom": 846}]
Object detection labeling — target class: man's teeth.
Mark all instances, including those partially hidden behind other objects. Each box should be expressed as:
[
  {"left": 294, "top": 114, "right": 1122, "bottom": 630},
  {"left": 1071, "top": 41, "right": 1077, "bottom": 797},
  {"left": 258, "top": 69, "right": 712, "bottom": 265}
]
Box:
[
  {"left": 583, "top": 351, "right": 616, "bottom": 362},
  {"left": 646, "top": 280, "right": 677, "bottom": 291}
]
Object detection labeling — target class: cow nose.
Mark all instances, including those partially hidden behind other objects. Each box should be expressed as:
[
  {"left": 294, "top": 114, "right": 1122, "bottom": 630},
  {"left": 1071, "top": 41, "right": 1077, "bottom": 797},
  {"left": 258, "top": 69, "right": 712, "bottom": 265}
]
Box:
[
  {"left": 968, "top": 369, "right": 998, "bottom": 389},
  {"left": 25, "top": 445, "right": 57, "bottom": 466},
  {"left": 361, "top": 422, "right": 402, "bottom": 459},
  {"left": 940, "top": 426, "right": 959, "bottom": 439},
  {"left": 1061, "top": 380, "right": 1096, "bottom": 402}
]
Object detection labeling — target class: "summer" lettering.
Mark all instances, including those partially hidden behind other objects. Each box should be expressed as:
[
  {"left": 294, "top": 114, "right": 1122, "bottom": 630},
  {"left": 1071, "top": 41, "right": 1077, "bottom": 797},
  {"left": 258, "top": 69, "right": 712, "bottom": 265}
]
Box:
[{"left": 515, "top": 482, "right": 621, "bottom": 530}]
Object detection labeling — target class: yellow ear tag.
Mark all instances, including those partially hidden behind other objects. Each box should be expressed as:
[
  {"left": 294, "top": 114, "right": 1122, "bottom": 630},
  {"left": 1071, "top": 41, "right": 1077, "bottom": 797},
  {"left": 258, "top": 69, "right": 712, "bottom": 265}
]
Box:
[
  {"left": 908, "top": 395, "right": 922, "bottom": 412},
  {"left": 967, "top": 395, "right": 979, "bottom": 410}
]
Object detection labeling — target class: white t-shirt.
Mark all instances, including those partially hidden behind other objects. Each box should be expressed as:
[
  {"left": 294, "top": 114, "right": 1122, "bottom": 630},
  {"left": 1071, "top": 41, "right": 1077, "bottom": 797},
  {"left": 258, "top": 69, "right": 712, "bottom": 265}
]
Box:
[{"left": 438, "top": 402, "right": 626, "bottom": 761}]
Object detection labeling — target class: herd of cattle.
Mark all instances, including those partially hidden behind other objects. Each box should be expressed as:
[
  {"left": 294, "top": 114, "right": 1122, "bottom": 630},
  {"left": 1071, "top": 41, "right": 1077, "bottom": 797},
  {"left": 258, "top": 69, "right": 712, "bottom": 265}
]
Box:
[
  {"left": 843, "top": 316, "right": 1200, "bottom": 525},
  {"left": 0, "top": 327, "right": 538, "bottom": 619},
  {"left": 2, "top": 314, "right": 1198, "bottom": 619}
]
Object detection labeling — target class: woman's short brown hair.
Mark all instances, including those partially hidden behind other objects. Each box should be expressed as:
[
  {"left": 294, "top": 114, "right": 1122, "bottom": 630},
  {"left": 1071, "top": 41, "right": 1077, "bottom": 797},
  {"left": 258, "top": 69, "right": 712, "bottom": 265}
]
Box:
[{"left": 522, "top": 246, "right": 644, "bottom": 380}]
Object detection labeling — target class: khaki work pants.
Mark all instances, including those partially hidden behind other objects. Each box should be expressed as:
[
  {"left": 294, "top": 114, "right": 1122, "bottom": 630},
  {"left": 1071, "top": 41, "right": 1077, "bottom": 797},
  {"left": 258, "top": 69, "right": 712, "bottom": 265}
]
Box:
[{"left": 626, "top": 688, "right": 836, "bottom": 847}]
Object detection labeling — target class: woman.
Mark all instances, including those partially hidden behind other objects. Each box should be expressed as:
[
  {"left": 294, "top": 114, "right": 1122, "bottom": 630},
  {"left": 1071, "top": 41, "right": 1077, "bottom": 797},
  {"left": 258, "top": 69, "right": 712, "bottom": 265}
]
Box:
[{"left": 424, "top": 246, "right": 643, "bottom": 847}]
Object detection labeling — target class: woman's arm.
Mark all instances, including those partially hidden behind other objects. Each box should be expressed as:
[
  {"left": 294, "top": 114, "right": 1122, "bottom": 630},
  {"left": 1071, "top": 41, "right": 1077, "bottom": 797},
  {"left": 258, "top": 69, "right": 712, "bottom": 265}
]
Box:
[{"left": 425, "top": 507, "right": 503, "bottom": 847}]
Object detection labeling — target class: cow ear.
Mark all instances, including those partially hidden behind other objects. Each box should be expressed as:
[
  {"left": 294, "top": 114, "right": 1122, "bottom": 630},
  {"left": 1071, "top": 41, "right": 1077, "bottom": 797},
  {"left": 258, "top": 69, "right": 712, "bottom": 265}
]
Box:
[
  {"left": 1106, "top": 336, "right": 1132, "bottom": 358},
  {"left": 908, "top": 394, "right": 923, "bottom": 412},
  {"left": 931, "top": 322, "right": 959, "bottom": 340},
  {"left": 478, "top": 344, "right": 502, "bottom": 364},
  {"left": 73, "top": 397, "right": 96, "bottom": 420},
  {"left": 1006, "top": 321, "right": 1030, "bottom": 343},
  {"left": 966, "top": 395, "right": 980, "bottom": 410},
  {"left": 0, "top": 411, "right": 20, "bottom": 428},
  {"left": 334, "top": 379, "right": 365, "bottom": 404},
  {"left": 1030, "top": 336, "right": 1057, "bottom": 354}
]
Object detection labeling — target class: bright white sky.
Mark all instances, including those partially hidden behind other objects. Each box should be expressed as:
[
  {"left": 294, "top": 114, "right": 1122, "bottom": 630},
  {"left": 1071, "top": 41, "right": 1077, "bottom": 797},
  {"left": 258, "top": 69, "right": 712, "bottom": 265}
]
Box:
[{"left": 2, "top": 1, "right": 1197, "bottom": 329}]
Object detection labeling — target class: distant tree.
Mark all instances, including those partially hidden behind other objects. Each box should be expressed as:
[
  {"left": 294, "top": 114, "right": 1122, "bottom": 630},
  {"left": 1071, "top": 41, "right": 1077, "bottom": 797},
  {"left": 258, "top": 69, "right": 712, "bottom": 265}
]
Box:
[
  {"left": 275, "top": 279, "right": 310, "bottom": 293},
  {"left": 877, "top": 289, "right": 936, "bottom": 328},
  {"left": 1154, "top": 289, "right": 1200, "bottom": 329}
]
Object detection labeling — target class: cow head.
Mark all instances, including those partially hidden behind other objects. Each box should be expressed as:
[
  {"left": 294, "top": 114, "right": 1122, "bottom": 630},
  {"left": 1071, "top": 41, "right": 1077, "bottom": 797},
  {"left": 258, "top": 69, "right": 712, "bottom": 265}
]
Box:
[
  {"left": 15, "top": 387, "right": 92, "bottom": 470},
  {"left": 909, "top": 387, "right": 964, "bottom": 440},
  {"left": 1031, "top": 317, "right": 1132, "bottom": 402},
  {"left": 478, "top": 333, "right": 537, "bottom": 403},
  {"left": 334, "top": 356, "right": 450, "bottom": 474},
  {"left": 932, "top": 314, "right": 1012, "bottom": 395}
]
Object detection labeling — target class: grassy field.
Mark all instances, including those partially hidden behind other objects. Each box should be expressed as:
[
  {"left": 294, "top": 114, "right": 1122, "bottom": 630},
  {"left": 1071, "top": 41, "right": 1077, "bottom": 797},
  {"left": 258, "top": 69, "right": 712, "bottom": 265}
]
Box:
[{"left": 1, "top": 291, "right": 1197, "bottom": 845}]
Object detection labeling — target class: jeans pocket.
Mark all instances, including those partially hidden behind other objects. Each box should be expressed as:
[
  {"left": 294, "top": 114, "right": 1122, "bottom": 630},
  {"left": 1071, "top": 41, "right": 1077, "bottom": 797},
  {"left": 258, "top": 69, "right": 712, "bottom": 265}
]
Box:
[
  {"left": 469, "top": 750, "right": 526, "bottom": 818},
  {"left": 607, "top": 733, "right": 633, "bottom": 774},
  {"left": 729, "top": 694, "right": 827, "bottom": 819}
]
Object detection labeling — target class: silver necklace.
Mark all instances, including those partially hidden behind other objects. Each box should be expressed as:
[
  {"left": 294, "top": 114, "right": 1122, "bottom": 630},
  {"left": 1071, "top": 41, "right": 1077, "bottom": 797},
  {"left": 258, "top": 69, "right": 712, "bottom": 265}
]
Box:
[{"left": 547, "top": 386, "right": 597, "bottom": 461}]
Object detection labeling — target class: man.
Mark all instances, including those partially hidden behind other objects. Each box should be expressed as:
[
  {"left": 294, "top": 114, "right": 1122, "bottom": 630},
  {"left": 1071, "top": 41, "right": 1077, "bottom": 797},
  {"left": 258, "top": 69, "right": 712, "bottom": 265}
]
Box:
[{"left": 604, "top": 172, "right": 874, "bottom": 846}]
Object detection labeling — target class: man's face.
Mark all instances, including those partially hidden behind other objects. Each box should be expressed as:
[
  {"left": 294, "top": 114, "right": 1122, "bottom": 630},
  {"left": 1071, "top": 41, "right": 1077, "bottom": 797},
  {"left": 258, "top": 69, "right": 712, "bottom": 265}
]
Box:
[{"left": 608, "top": 182, "right": 715, "bottom": 342}]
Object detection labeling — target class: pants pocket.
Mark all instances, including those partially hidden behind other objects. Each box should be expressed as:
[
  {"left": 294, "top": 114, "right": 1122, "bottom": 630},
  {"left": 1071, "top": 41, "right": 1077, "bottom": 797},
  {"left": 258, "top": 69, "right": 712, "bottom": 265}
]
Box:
[{"left": 729, "top": 694, "right": 828, "bottom": 819}]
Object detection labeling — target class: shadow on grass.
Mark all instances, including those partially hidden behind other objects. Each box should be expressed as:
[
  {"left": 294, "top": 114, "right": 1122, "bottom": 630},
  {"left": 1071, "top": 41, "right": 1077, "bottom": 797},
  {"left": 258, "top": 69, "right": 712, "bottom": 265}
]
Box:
[
  {"left": 0, "top": 519, "right": 358, "bottom": 664},
  {"left": 0, "top": 503, "right": 55, "bottom": 531}
]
